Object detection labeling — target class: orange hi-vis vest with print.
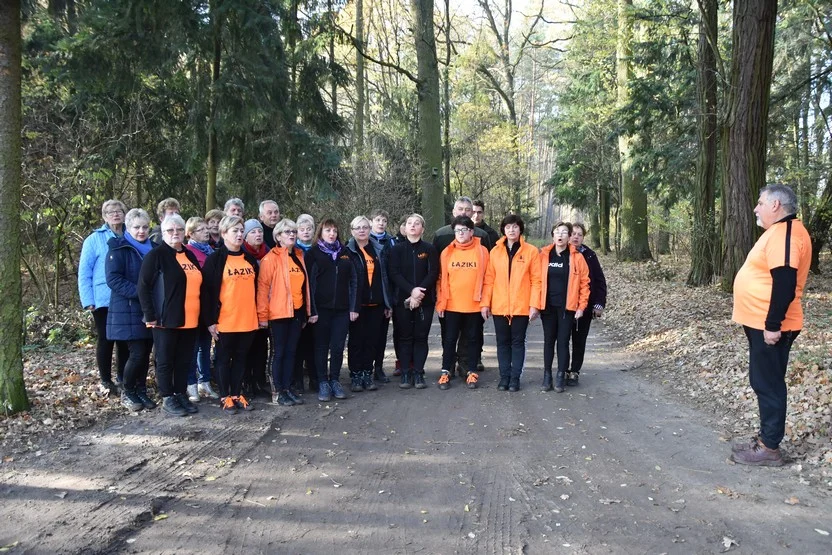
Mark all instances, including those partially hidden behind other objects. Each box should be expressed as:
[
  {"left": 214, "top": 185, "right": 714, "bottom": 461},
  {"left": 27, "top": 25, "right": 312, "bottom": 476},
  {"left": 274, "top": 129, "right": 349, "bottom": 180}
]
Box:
[
  {"left": 436, "top": 237, "right": 489, "bottom": 314},
  {"left": 218, "top": 253, "right": 258, "bottom": 333},
  {"left": 176, "top": 251, "right": 202, "bottom": 329}
]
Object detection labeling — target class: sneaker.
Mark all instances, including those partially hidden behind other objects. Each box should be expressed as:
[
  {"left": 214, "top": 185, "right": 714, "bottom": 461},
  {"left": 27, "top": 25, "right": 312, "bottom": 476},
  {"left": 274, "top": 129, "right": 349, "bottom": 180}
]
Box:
[
  {"left": 349, "top": 372, "right": 364, "bottom": 393},
  {"left": 274, "top": 391, "right": 295, "bottom": 406},
  {"left": 114, "top": 375, "right": 124, "bottom": 387},
  {"left": 121, "top": 391, "right": 144, "bottom": 412},
  {"left": 362, "top": 371, "right": 378, "bottom": 391},
  {"left": 221, "top": 396, "right": 238, "bottom": 415},
  {"left": 508, "top": 379, "right": 519, "bottom": 393},
  {"left": 162, "top": 396, "right": 187, "bottom": 417},
  {"left": 399, "top": 371, "right": 413, "bottom": 389},
  {"left": 187, "top": 384, "right": 200, "bottom": 403},
  {"left": 466, "top": 372, "right": 479, "bottom": 389},
  {"left": 135, "top": 389, "right": 157, "bottom": 410},
  {"left": 497, "top": 378, "right": 509, "bottom": 392},
  {"left": 285, "top": 389, "right": 305, "bottom": 405},
  {"left": 174, "top": 393, "right": 199, "bottom": 414},
  {"left": 566, "top": 372, "right": 579, "bottom": 387},
  {"left": 730, "top": 439, "right": 785, "bottom": 467},
  {"left": 99, "top": 381, "right": 118, "bottom": 397},
  {"left": 234, "top": 394, "right": 255, "bottom": 412},
  {"left": 438, "top": 371, "right": 451, "bottom": 390},
  {"left": 414, "top": 372, "right": 426, "bottom": 389},
  {"left": 318, "top": 381, "right": 332, "bottom": 402},
  {"left": 198, "top": 382, "right": 220, "bottom": 399},
  {"left": 330, "top": 380, "right": 348, "bottom": 400}
]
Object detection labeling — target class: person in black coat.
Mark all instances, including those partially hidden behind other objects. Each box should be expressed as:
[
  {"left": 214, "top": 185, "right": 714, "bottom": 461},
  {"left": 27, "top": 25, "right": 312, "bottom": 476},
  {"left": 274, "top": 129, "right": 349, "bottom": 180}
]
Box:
[
  {"left": 106, "top": 208, "right": 156, "bottom": 413},
  {"left": 387, "top": 213, "right": 439, "bottom": 389},
  {"left": 138, "top": 214, "right": 202, "bottom": 417}
]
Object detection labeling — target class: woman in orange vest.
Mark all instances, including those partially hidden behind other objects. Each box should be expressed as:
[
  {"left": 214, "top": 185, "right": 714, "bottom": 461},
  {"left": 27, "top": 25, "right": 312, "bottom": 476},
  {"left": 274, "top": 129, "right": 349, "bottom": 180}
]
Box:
[
  {"left": 537, "top": 222, "right": 590, "bottom": 392},
  {"left": 481, "top": 215, "right": 542, "bottom": 392}
]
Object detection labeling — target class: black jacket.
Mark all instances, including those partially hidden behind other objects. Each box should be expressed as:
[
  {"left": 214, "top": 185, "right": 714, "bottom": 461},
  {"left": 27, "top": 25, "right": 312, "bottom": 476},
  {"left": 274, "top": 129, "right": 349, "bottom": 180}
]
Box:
[
  {"left": 138, "top": 242, "right": 201, "bottom": 328},
  {"left": 477, "top": 221, "right": 500, "bottom": 246},
  {"left": 432, "top": 224, "right": 494, "bottom": 253},
  {"left": 347, "top": 237, "right": 393, "bottom": 309},
  {"left": 305, "top": 244, "right": 359, "bottom": 314},
  {"left": 387, "top": 238, "right": 439, "bottom": 305},
  {"left": 577, "top": 244, "right": 607, "bottom": 310},
  {"left": 200, "top": 246, "right": 259, "bottom": 327}
]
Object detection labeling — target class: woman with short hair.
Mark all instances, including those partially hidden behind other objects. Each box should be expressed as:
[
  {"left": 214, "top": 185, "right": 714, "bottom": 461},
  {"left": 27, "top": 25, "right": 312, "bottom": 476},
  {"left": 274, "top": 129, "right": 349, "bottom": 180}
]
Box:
[
  {"left": 205, "top": 209, "right": 225, "bottom": 249},
  {"left": 106, "top": 208, "right": 156, "bottom": 412},
  {"left": 138, "top": 215, "right": 202, "bottom": 416},
  {"left": 242, "top": 219, "right": 270, "bottom": 398},
  {"left": 79, "top": 199, "right": 129, "bottom": 396},
  {"left": 292, "top": 214, "right": 317, "bottom": 393}
]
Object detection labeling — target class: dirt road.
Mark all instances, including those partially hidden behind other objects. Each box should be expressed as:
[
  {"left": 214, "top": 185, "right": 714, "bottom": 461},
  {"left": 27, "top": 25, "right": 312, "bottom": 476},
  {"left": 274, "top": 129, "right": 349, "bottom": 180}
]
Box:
[{"left": 2, "top": 319, "right": 830, "bottom": 554}]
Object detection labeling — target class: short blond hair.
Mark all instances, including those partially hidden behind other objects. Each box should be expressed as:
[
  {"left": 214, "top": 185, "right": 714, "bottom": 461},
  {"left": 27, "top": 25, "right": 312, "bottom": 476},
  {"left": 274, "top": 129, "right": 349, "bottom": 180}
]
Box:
[
  {"left": 205, "top": 209, "right": 225, "bottom": 223},
  {"left": 219, "top": 215, "right": 244, "bottom": 235},
  {"left": 185, "top": 217, "right": 205, "bottom": 238}
]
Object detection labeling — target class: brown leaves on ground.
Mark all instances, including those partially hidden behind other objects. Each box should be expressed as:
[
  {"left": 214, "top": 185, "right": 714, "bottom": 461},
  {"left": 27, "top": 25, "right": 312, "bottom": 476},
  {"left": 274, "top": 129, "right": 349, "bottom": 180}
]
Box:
[{"left": 602, "top": 254, "right": 832, "bottom": 470}]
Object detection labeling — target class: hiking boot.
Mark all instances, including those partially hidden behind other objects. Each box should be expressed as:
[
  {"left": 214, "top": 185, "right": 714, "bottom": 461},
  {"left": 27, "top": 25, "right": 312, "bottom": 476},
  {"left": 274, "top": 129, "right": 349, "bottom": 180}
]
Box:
[
  {"left": 99, "top": 380, "right": 119, "bottom": 397},
  {"left": 393, "top": 360, "right": 402, "bottom": 377},
  {"left": 349, "top": 372, "right": 364, "bottom": 393},
  {"left": 362, "top": 370, "right": 378, "bottom": 391},
  {"left": 162, "top": 396, "right": 187, "bottom": 417},
  {"left": 466, "top": 372, "right": 479, "bottom": 389},
  {"left": 135, "top": 388, "right": 157, "bottom": 410},
  {"left": 234, "top": 394, "right": 255, "bottom": 412},
  {"left": 399, "top": 370, "right": 413, "bottom": 389},
  {"left": 731, "top": 435, "right": 760, "bottom": 453},
  {"left": 221, "top": 396, "right": 238, "bottom": 415},
  {"left": 414, "top": 371, "right": 426, "bottom": 389},
  {"left": 318, "top": 381, "right": 332, "bottom": 402},
  {"left": 730, "top": 439, "right": 785, "bottom": 467},
  {"left": 541, "top": 370, "right": 553, "bottom": 392},
  {"left": 121, "top": 390, "right": 144, "bottom": 412},
  {"left": 198, "top": 382, "right": 220, "bottom": 399},
  {"left": 566, "top": 372, "right": 580, "bottom": 387},
  {"left": 187, "top": 384, "right": 200, "bottom": 403},
  {"left": 438, "top": 370, "right": 451, "bottom": 390},
  {"left": 508, "top": 378, "right": 520, "bottom": 392},
  {"left": 374, "top": 368, "right": 390, "bottom": 383},
  {"left": 497, "top": 378, "right": 509, "bottom": 391},
  {"left": 330, "top": 380, "right": 348, "bottom": 399},
  {"left": 286, "top": 389, "right": 305, "bottom": 405},
  {"left": 554, "top": 371, "right": 566, "bottom": 393},
  {"left": 175, "top": 393, "right": 199, "bottom": 414},
  {"left": 273, "top": 391, "right": 295, "bottom": 406}
]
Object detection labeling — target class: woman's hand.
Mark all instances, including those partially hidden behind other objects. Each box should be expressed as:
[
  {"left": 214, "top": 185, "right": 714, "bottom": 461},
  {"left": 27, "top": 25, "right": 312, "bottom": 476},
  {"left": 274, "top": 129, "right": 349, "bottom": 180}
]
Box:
[
  {"left": 384, "top": 308, "right": 392, "bottom": 318},
  {"left": 208, "top": 324, "right": 219, "bottom": 340},
  {"left": 575, "top": 309, "right": 584, "bottom": 320},
  {"left": 308, "top": 315, "right": 319, "bottom": 324},
  {"left": 411, "top": 287, "right": 426, "bottom": 301},
  {"left": 349, "top": 312, "right": 359, "bottom": 322},
  {"left": 480, "top": 307, "right": 491, "bottom": 320},
  {"left": 259, "top": 321, "right": 268, "bottom": 329},
  {"left": 529, "top": 307, "right": 540, "bottom": 321}
]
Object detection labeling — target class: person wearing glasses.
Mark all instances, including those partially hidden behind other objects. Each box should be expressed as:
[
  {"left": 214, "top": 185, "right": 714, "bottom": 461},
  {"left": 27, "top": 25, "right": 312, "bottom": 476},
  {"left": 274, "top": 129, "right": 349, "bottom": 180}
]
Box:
[
  {"left": 436, "top": 215, "right": 490, "bottom": 390},
  {"left": 346, "top": 215, "right": 393, "bottom": 392},
  {"left": 138, "top": 215, "right": 202, "bottom": 417},
  {"left": 537, "top": 222, "right": 590, "bottom": 392},
  {"left": 79, "top": 199, "right": 130, "bottom": 397}
]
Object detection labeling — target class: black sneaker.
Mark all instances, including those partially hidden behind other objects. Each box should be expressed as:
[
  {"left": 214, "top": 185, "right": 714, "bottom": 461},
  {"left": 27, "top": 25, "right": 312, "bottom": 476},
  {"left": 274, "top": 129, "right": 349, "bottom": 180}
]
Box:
[
  {"left": 162, "top": 396, "right": 187, "bottom": 417},
  {"left": 135, "top": 389, "right": 157, "bottom": 410},
  {"left": 349, "top": 372, "right": 364, "bottom": 393},
  {"left": 497, "top": 378, "right": 509, "bottom": 391},
  {"left": 285, "top": 389, "right": 305, "bottom": 405},
  {"left": 121, "top": 391, "right": 144, "bottom": 412},
  {"left": 99, "top": 380, "right": 119, "bottom": 397},
  {"left": 566, "top": 372, "right": 579, "bottom": 387},
  {"left": 508, "top": 379, "right": 519, "bottom": 392},
  {"left": 399, "top": 371, "right": 413, "bottom": 389},
  {"left": 414, "top": 372, "right": 426, "bottom": 389},
  {"left": 438, "top": 371, "right": 451, "bottom": 390},
  {"left": 174, "top": 393, "right": 199, "bottom": 414},
  {"left": 362, "top": 371, "right": 378, "bottom": 391},
  {"left": 276, "top": 391, "right": 295, "bottom": 406}
]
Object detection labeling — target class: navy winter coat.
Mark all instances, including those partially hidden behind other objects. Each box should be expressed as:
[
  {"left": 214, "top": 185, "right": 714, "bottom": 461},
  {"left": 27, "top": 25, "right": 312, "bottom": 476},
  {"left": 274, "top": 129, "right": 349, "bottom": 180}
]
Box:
[{"left": 105, "top": 236, "right": 153, "bottom": 341}]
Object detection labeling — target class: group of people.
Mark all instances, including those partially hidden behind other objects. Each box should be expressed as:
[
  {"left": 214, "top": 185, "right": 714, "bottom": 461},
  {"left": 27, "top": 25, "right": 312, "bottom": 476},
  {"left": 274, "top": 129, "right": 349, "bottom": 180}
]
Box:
[{"left": 78, "top": 195, "right": 606, "bottom": 417}]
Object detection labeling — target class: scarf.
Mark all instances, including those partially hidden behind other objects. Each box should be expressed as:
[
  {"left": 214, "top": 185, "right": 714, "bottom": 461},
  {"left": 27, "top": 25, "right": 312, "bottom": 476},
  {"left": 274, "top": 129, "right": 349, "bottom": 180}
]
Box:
[
  {"left": 188, "top": 240, "right": 214, "bottom": 257},
  {"left": 243, "top": 241, "right": 269, "bottom": 260},
  {"left": 370, "top": 231, "right": 389, "bottom": 243},
  {"left": 296, "top": 240, "right": 313, "bottom": 253},
  {"left": 124, "top": 232, "right": 153, "bottom": 258},
  {"left": 317, "top": 239, "right": 342, "bottom": 260}
]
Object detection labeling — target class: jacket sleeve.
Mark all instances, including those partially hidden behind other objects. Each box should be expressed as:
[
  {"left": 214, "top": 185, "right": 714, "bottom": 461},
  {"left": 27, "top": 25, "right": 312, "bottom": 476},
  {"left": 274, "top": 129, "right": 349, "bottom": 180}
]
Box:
[
  {"left": 586, "top": 251, "right": 607, "bottom": 308},
  {"left": 256, "top": 255, "right": 274, "bottom": 323},
  {"left": 436, "top": 250, "right": 448, "bottom": 312},
  {"left": 137, "top": 250, "right": 160, "bottom": 323},
  {"left": 576, "top": 255, "right": 591, "bottom": 312},
  {"left": 349, "top": 259, "right": 359, "bottom": 313},
  {"left": 422, "top": 245, "right": 440, "bottom": 294},
  {"left": 200, "top": 253, "right": 221, "bottom": 326},
  {"left": 529, "top": 246, "right": 543, "bottom": 310},
  {"left": 480, "top": 256, "right": 495, "bottom": 309},
  {"left": 78, "top": 235, "right": 96, "bottom": 308},
  {"left": 306, "top": 251, "right": 318, "bottom": 317},
  {"left": 105, "top": 248, "right": 139, "bottom": 300}
]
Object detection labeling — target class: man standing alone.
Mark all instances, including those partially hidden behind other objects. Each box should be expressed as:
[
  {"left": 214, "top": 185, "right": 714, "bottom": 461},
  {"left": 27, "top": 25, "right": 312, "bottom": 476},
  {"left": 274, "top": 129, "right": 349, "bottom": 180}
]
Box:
[{"left": 731, "top": 184, "right": 811, "bottom": 467}]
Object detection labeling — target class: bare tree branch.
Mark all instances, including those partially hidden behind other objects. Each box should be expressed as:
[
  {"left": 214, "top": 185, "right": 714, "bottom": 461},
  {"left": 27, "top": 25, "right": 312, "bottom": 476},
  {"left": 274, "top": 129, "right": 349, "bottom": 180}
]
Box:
[{"left": 334, "top": 24, "right": 420, "bottom": 84}]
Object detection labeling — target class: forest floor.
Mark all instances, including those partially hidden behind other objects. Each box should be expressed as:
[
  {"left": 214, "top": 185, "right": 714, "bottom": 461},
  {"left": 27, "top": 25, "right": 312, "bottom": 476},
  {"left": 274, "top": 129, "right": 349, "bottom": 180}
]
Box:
[{"left": 1, "top": 255, "right": 830, "bottom": 553}]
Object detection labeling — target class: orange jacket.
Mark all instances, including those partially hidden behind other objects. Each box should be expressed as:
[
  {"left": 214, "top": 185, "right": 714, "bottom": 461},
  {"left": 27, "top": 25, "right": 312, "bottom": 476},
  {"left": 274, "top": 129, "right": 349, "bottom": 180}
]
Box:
[
  {"left": 537, "top": 244, "right": 590, "bottom": 312},
  {"left": 436, "top": 237, "right": 489, "bottom": 313},
  {"left": 256, "top": 246, "right": 311, "bottom": 322},
  {"left": 481, "top": 236, "right": 542, "bottom": 316}
]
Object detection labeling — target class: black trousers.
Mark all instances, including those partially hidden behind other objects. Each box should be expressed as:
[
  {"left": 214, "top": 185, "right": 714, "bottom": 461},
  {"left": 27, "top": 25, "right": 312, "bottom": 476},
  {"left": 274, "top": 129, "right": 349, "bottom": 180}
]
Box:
[
  {"left": 438, "top": 315, "right": 480, "bottom": 370},
  {"left": 541, "top": 308, "right": 574, "bottom": 376},
  {"left": 493, "top": 315, "right": 529, "bottom": 381},
  {"left": 215, "top": 331, "right": 255, "bottom": 398},
  {"left": 245, "top": 328, "right": 270, "bottom": 389},
  {"left": 92, "top": 308, "right": 128, "bottom": 383},
  {"left": 570, "top": 312, "right": 593, "bottom": 374},
  {"left": 375, "top": 315, "right": 392, "bottom": 372},
  {"left": 442, "top": 311, "right": 480, "bottom": 375},
  {"left": 123, "top": 338, "right": 152, "bottom": 392},
  {"left": 744, "top": 326, "right": 799, "bottom": 450},
  {"left": 349, "top": 304, "right": 386, "bottom": 372},
  {"left": 270, "top": 312, "right": 304, "bottom": 391},
  {"left": 394, "top": 303, "right": 434, "bottom": 373},
  {"left": 292, "top": 322, "right": 316, "bottom": 386},
  {"left": 152, "top": 327, "right": 198, "bottom": 397},
  {"left": 314, "top": 308, "right": 349, "bottom": 382}
]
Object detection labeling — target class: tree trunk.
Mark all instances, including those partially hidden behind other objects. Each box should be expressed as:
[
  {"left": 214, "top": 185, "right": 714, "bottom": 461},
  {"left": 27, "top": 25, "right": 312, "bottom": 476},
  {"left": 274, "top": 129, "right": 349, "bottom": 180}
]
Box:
[
  {"left": 616, "top": 0, "right": 651, "bottom": 261},
  {"left": 329, "top": 0, "right": 337, "bottom": 116},
  {"left": 206, "top": 0, "right": 222, "bottom": 213},
  {"left": 589, "top": 183, "right": 601, "bottom": 250},
  {"left": 600, "top": 185, "right": 611, "bottom": 253},
  {"left": 353, "top": 0, "right": 364, "bottom": 157},
  {"left": 687, "top": 0, "right": 718, "bottom": 286},
  {"left": 442, "top": 0, "right": 451, "bottom": 197},
  {"left": 721, "top": 0, "right": 778, "bottom": 292},
  {"left": 411, "top": 0, "right": 444, "bottom": 231},
  {"left": 0, "top": 0, "right": 29, "bottom": 415}
]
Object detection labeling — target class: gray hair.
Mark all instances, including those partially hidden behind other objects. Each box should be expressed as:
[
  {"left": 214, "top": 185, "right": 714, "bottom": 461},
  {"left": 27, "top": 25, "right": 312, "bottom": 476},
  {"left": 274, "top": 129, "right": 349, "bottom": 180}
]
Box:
[
  {"left": 161, "top": 214, "right": 186, "bottom": 231},
  {"left": 761, "top": 184, "right": 797, "bottom": 215},
  {"left": 259, "top": 200, "right": 279, "bottom": 216},
  {"left": 125, "top": 208, "right": 150, "bottom": 228},
  {"left": 296, "top": 213, "right": 315, "bottom": 228},
  {"left": 224, "top": 198, "right": 245, "bottom": 213},
  {"left": 101, "top": 199, "right": 127, "bottom": 219},
  {"left": 455, "top": 196, "right": 473, "bottom": 207}
]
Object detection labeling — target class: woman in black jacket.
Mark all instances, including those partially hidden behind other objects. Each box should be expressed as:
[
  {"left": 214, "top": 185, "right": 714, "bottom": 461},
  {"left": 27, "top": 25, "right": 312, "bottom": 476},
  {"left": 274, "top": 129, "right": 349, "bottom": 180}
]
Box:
[
  {"left": 305, "top": 218, "right": 358, "bottom": 402},
  {"left": 387, "top": 214, "right": 439, "bottom": 389},
  {"left": 138, "top": 214, "right": 202, "bottom": 417}
]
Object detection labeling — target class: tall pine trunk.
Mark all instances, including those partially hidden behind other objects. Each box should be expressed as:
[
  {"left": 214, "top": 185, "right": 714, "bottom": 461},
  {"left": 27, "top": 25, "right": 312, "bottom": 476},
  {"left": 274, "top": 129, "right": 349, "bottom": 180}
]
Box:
[
  {"left": 0, "top": 0, "right": 29, "bottom": 415},
  {"left": 721, "top": 0, "right": 778, "bottom": 291},
  {"left": 354, "top": 0, "right": 365, "bottom": 157},
  {"left": 206, "top": 0, "right": 222, "bottom": 213}
]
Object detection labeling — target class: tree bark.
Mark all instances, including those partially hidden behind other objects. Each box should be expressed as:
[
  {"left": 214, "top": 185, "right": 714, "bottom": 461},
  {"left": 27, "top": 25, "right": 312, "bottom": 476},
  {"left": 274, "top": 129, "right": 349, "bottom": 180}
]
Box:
[
  {"left": 354, "top": 0, "right": 365, "bottom": 157},
  {"left": 0, "top": 0, "right": 30, "bottom": 415},
  {"left": 721, "top": 0, "right": 778, "bottom": 291},
  {"left": 442, "top": 0, "right": 451, "bottom": 197},
  {"left": 206, "top": 0, "right": 222, "bottom": 213},
  {"left": 616, "top": 0, "right": 651, "bottom": 261},
  {"left": 687, "top": 0, "right": 718, "bottom": 286},
  {"left": 411, "top": 0, "right": 444, "bottom": 231}
]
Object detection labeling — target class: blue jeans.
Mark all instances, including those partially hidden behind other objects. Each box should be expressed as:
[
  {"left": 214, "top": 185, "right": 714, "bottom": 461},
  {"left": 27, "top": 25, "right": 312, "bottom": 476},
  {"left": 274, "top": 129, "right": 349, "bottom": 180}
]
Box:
[
  {"left": 493, "top": 315, "right": 529, "bottom": 381},
  {"left": 188, "top": 327, "right": 213, "bottom": 386},
  {"left": 270, "top": 312, "right": 304, "bottom": 391}
]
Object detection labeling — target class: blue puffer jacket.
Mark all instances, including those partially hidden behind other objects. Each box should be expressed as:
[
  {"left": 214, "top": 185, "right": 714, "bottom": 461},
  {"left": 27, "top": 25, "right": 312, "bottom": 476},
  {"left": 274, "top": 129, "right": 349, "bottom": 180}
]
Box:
[
  {"left": 78, "top": 224, "right": 117, "bottom": 309},
  {"left": 105, "top": 236, "right": 152, "bottom": 341}
]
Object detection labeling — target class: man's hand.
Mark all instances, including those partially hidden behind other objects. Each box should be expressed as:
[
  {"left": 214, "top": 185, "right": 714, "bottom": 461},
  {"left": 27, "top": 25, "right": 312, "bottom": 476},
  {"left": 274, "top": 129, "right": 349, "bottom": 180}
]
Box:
[{"left": 764, "top": 330, "right": 781, "bottom": 345}]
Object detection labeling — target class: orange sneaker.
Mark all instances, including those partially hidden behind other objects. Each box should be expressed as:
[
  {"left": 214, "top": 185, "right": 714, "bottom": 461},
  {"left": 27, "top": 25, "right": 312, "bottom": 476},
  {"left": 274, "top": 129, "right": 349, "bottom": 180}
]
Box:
[
  {"left": 466, "top": 372, "right": 479, "bottom": 389},
  {"left": 221, "top": 396, "right": 238, "bottom": 415},
  {"left": 233, "top": 394, "right": 255, "bottom": 412},
  {"left": 438, "top": 371, "right": 451, "bottom": 390}
]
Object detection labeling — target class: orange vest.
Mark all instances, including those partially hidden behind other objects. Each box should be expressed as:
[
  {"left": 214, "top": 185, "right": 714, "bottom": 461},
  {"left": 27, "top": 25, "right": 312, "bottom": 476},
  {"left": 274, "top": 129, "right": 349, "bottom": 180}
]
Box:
[
  {"left": 537, "top": 244, "right": 590, "bottom": 312},
  {"left": 256, "top": 246, "right": 311, "bottom": 322},
  {"left": 436, "top": 237, "right": 489, "bottom": 313},
  {"left": 481, "top": 237, "right": 542, "bottom": 316},
  {"left": 218, "top": 254, "right": 258, "bottom": 333}
]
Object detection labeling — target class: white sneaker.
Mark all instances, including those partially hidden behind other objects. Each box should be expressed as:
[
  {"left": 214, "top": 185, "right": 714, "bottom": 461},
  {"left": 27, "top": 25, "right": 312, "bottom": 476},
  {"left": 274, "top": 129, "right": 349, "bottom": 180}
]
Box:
[
  {"left": 187, "top": 384, "right": 200, "bottom": 403},
  {"left": 198, "top": 382, "right": 220, "bottom": 399}
]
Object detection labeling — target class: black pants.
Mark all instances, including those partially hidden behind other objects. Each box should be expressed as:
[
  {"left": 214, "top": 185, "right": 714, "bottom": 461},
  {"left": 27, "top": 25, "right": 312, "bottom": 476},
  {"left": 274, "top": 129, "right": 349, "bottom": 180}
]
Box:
[
  {"left": 314, "top": 308, "right": 349, "bottom": 382},
  {"left": 245, "top": 328, "right": 269, "bottom": 389},
  {"left": 493, "top": 315, "right": 529, "bottom": 381},
  {"left": 123, "top": 338, "right": 153, "bottom": 392},
  {"left": 292, "top": 322, "right": 316, "bottom": 386},
  {"left": 270, "top": 312, "right": 304, "bottom": 391},
  {"left": 442, "top": 311, "right": 480, "bottom": 375},
  {"left": 215, "top": 331, "right": 255, "bottom": 398},
  {"left": 439, "top": 314, "right": 481, "bottom": 371},
  {"left": 394, "top": 303, "right": 434, "bottom": 373},
  {"left": 744, "top": 326, "right": 799, "bottom": 450},
  {"left": 92, "top": 308, "right": 128, "bottom": 383},
  {"left": 375, "top": 315, "right": 391, "bottom": 372},
  {"left": 541, "top": 308, "right": 574, "bottom": 376},
  {"left": 152, "top": 327, "right": 198, "bottom": 397},
  {"left": 349, "top": 304, "right": 386, "bottom": 372},
  {"left": 570, "top": 312, "right": 593, "bottom": 374}
]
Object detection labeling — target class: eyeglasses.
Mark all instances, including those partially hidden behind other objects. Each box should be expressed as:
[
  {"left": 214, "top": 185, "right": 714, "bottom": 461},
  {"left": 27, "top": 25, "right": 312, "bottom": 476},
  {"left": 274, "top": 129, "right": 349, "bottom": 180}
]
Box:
[
  {"left": 164, "top": 228, "right": 185, "bottom": 234},
  {"left": 105, "top": 210, "right": 124, "bottom": 215},
  {"left": 282, "top": 230, "right": 297, "bottom": 235},
  {"left": 554, "top": 230, "right": 569, "bottom": 236},
  {"left": 454, "top": 228, "right": 471, "bottom": 235},
  {"left": 352, "top": 226, "right": 370, "bottom": 231}
]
